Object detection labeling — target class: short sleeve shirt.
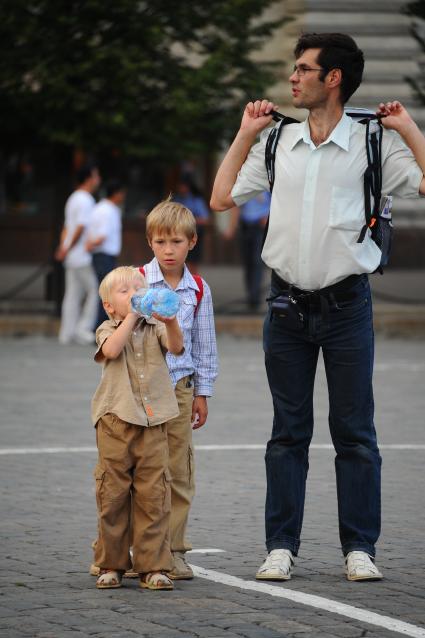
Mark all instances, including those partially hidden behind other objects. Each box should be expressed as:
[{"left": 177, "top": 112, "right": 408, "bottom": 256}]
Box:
[
  {"left": 88, "top": 199, "right": 122, "bottom": 256},
  {"left": 231, "top": 114, "right": 423, "bottom": 289},
  {"left": 63, "top": 190, "right": 95, "bottom": 269},
  {"left": 91, "top": 317, "right": 179, "bottom": 427}
]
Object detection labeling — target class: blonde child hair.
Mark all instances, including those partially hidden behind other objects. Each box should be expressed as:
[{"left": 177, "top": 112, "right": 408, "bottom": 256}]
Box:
[
  {"left": 146, "top": 196, "right": 197, "bottom": 241},
  {"left": 99, "top": 266, "right": 146, "bottom": 305}
]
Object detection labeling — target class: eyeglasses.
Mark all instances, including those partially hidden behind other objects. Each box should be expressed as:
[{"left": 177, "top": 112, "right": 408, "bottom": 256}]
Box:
[{"left": 292, "top": 64, "right": 323, "bottom": 77}]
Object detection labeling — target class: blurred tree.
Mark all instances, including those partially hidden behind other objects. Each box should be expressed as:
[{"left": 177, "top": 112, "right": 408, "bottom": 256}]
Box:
[
  {"left": 0, "top": 0, "right": 284, "bottom": 161},
  {"left": 405, "top": 1, "right": 425, "bottom": 103}
]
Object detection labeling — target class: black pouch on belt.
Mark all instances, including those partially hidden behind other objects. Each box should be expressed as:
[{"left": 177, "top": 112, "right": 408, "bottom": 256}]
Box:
[{"left": 267, "top": 292, "right": 305, "bottom": 330}]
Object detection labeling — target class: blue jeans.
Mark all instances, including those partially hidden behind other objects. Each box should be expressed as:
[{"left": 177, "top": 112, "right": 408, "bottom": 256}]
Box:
[{"left": 263, "top": 274, "right": 381, "bottom": 557}]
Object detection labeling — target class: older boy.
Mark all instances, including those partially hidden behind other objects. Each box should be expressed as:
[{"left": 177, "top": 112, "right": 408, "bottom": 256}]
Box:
[
  {"left": 92, "top": 266, "right": 183, "bottom": 590},
  {"left": 143, "top": 199, "right": 218, "bottom": 579}
]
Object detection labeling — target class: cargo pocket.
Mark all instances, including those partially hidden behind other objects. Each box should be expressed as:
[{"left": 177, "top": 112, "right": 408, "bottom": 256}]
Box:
[
  {"left": 188, "top": 446, "right": 195, "bottom": 488},
  {"left": 94, "top": 464, "right": 106, "bottom": 509},
  {"left": 163, "top": 468, "right": 172, "bottom": 513}
]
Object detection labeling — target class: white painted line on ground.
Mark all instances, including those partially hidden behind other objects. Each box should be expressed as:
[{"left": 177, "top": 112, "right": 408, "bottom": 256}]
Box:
[
  {"left": 190, "top": 565, "right": 425, "bottom": 638},
  {"left": 0, "top": 446, "right": 96, "bottom": 455},
  {"left": 0, "top": 446, "right": 98, "bottom": 455},
  {"left": 374, "top": 362, "right": 425, "bottom": 372},
  {"left": 187, "top": 549, "right": 226, "bottom": 554},
  {"left": 1, "top": 444, "right": 425, "bottom": 455}
]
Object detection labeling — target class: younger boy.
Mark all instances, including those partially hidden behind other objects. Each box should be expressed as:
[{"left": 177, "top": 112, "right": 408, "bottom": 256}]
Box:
[
  {"left": 143, "top": 199, "right": 218, "bottom": 579},
  {"left": 91, "top": 266, "right": 183, "bottom": 590}
]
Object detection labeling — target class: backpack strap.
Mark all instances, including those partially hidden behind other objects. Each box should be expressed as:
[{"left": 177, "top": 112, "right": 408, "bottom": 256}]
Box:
[
  {"left": 192, "top": 274, "right": 204, "bottom": 315},
  {"left": 139, "top": 265, "right": 204, "bottom": 314},
  {"left": 265, "top": 116, "right": 299, "bottom": 192},
  {"left": 357, "top": 119, "right": 383, "bottom": 244},
  {"left": 263, "top": 115, "right": 299, "bottom": 247}
]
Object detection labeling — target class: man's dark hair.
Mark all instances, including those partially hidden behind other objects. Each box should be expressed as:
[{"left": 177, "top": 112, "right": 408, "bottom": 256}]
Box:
[
  {"left": 76, "top": 163, "right": 98, "bottom": 186},
  {"left": 105, "top": 179, "right": 125, "bottom": 199},
  {"left": 294, "top": 32, "right": 364, "bottom": 103}
]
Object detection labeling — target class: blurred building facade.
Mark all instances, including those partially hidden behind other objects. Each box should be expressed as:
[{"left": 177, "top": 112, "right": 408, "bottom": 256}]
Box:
[{"left": 1, "top": 0, "right": 424, "bottom": 312}]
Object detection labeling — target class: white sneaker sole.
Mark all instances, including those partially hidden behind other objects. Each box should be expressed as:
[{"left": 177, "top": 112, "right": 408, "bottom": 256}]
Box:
[
  {"left": 346, "top": 571, "right": 383, "bottom": 581},
  {"left": 255, "top": 571, "right": 291, "bottom": 581}
]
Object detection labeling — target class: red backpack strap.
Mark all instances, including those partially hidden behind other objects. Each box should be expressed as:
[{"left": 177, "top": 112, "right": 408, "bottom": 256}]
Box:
[
  {"left": 193, "top": 274, "right": 204, "bottom": 315},
  {"left": 139, "top": 266, "right": 204, "bottom": 315}
]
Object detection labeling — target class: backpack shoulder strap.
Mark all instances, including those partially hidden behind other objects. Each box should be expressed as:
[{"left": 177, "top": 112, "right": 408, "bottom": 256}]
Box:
[
  {"left": 192, "top": 274, "right": 204, "bottom": 315},
  {"left": 263, "top": 115, "right": 299, "bottom": 247},
  {"left": 265, "top": 115, "right": 299, "bottom": 192},
  {"left": 357, "top": 119, "right": 383, "bottom": 243}
]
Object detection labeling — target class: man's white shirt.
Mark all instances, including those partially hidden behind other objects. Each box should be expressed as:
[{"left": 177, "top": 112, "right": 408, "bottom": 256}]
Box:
[
  {"left": 88, "top": 199, "right": 122, "bottom": 256},
  {"left": 63, "top": 190, "right": 95, "bottom": 269},
  {"left": 231, "top": 113, "right": 422, "bottom": 289}
]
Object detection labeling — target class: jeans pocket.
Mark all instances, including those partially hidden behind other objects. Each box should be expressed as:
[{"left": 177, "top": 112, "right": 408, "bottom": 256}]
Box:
[{"left": 334, "top": 296, "right": 369, "bottom": 312}]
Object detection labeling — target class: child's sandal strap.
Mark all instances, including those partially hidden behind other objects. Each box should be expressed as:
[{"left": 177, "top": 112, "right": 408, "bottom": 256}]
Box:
[
  {"left": 139, "top": 571, "right": 173, "bottom": 590},
  {"left": 96, "top": 570, "right": 123, "bottom": 589}
]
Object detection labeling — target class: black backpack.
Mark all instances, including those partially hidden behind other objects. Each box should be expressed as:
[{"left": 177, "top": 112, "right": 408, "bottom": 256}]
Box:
[{"left": 264, "top": 108, "right": 393, "bottom": 273}]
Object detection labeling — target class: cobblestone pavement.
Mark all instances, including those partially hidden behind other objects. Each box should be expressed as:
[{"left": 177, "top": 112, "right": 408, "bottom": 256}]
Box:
[{"left": 1, "top": 335, "right": 425, "bottom": 638}]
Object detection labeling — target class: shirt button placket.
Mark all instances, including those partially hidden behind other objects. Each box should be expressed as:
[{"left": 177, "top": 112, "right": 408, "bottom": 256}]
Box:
[{"left": 299, "top": 150, "right": 320, "bottom": 286}]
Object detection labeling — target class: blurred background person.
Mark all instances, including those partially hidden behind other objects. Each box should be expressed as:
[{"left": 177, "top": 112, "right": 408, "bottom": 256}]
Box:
[
  {"left": 86, "top": 179, "right": 125, "bottom": 328},
  {"left": 173, "top": 175, "right": 210, "bottom": 274},
  {"left": 224, "top": 191, "right": 271, "bottom": 311},
  {"left": 55, "top": 164, "right": 100, "bottom": 344}
]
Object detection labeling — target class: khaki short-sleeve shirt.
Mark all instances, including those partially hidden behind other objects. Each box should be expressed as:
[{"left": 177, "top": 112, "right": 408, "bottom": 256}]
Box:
[{"left": 91, "top": 317, "right": 179, "bottom": 427}]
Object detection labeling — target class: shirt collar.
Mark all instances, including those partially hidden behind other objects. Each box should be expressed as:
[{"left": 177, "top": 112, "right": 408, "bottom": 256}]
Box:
[
  {"left": 147, "top": 257, "right": 200, "bottom": 292},
  {"left": 290, "top": 113, "right": 351, "bottom": 152}
]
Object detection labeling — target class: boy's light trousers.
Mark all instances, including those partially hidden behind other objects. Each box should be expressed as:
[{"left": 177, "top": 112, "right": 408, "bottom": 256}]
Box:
[{"left": 168, "top": 377, "right": 196, "bottom": 553}]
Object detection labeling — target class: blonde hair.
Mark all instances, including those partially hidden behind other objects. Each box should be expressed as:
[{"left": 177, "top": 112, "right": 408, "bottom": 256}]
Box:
[
  {"left": 146, "top": 196, "right": 197, "bottom": 241},
  {"left": 99, "top": 266, "right": 146, "bottom": 304}
]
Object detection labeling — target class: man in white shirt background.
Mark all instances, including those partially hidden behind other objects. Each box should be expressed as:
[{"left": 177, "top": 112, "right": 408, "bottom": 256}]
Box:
[
  {"left": 86, "top": 179, "right": 125, "bottom": 327},
  {"left": 55, "top": 164, "right": 101, "bottom": 345},
  {"left": 211, "top": 32, "right": 425, "bottom": 582}
]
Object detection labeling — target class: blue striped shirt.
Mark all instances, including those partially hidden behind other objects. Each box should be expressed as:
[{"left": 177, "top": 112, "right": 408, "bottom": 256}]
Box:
[{"left": 143, "top": 258, "right": 218, "bottom": 397}]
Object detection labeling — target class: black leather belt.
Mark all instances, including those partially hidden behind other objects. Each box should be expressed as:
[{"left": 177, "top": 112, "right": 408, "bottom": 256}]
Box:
[{"left": 271, "top": 271, "right": 365, "bottom": 304}]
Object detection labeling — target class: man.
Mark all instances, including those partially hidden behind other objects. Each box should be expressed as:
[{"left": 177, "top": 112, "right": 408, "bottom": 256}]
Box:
[
  {"left": 86, "top": 179, "right": 125, "bottom": 327},
  {"left": 210, "top": 32, "right": 425, "bottom": 581},
  {"left": 55, "top": 164, "right": 100, "bottom": 345}
]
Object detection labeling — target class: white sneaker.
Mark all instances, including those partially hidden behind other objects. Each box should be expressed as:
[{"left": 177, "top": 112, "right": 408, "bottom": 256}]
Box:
[
  {"left": 256, "top": 549, "right": 294, "bottom": 581},
  {"left": 345, "top": 551, "right": 383, "bottom": 581}
]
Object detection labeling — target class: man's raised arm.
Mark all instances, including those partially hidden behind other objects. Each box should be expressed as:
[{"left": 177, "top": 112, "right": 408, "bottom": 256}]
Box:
[
  {"left": 210, "top": 100, "right": 276, "bottom": 211},
  {"left": 377, "top": 101, "right": 425, "bottom": 196}
]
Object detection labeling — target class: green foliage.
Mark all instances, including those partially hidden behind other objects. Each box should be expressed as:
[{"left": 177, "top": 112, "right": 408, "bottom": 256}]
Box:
[{"left": 0, "top": 0, "right": 284, "bottom": 160}]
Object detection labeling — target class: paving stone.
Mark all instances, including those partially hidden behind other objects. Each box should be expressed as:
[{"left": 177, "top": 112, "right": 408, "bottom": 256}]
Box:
[{"left": 1, "top": 336, "right": 425, "bottom": 638}]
